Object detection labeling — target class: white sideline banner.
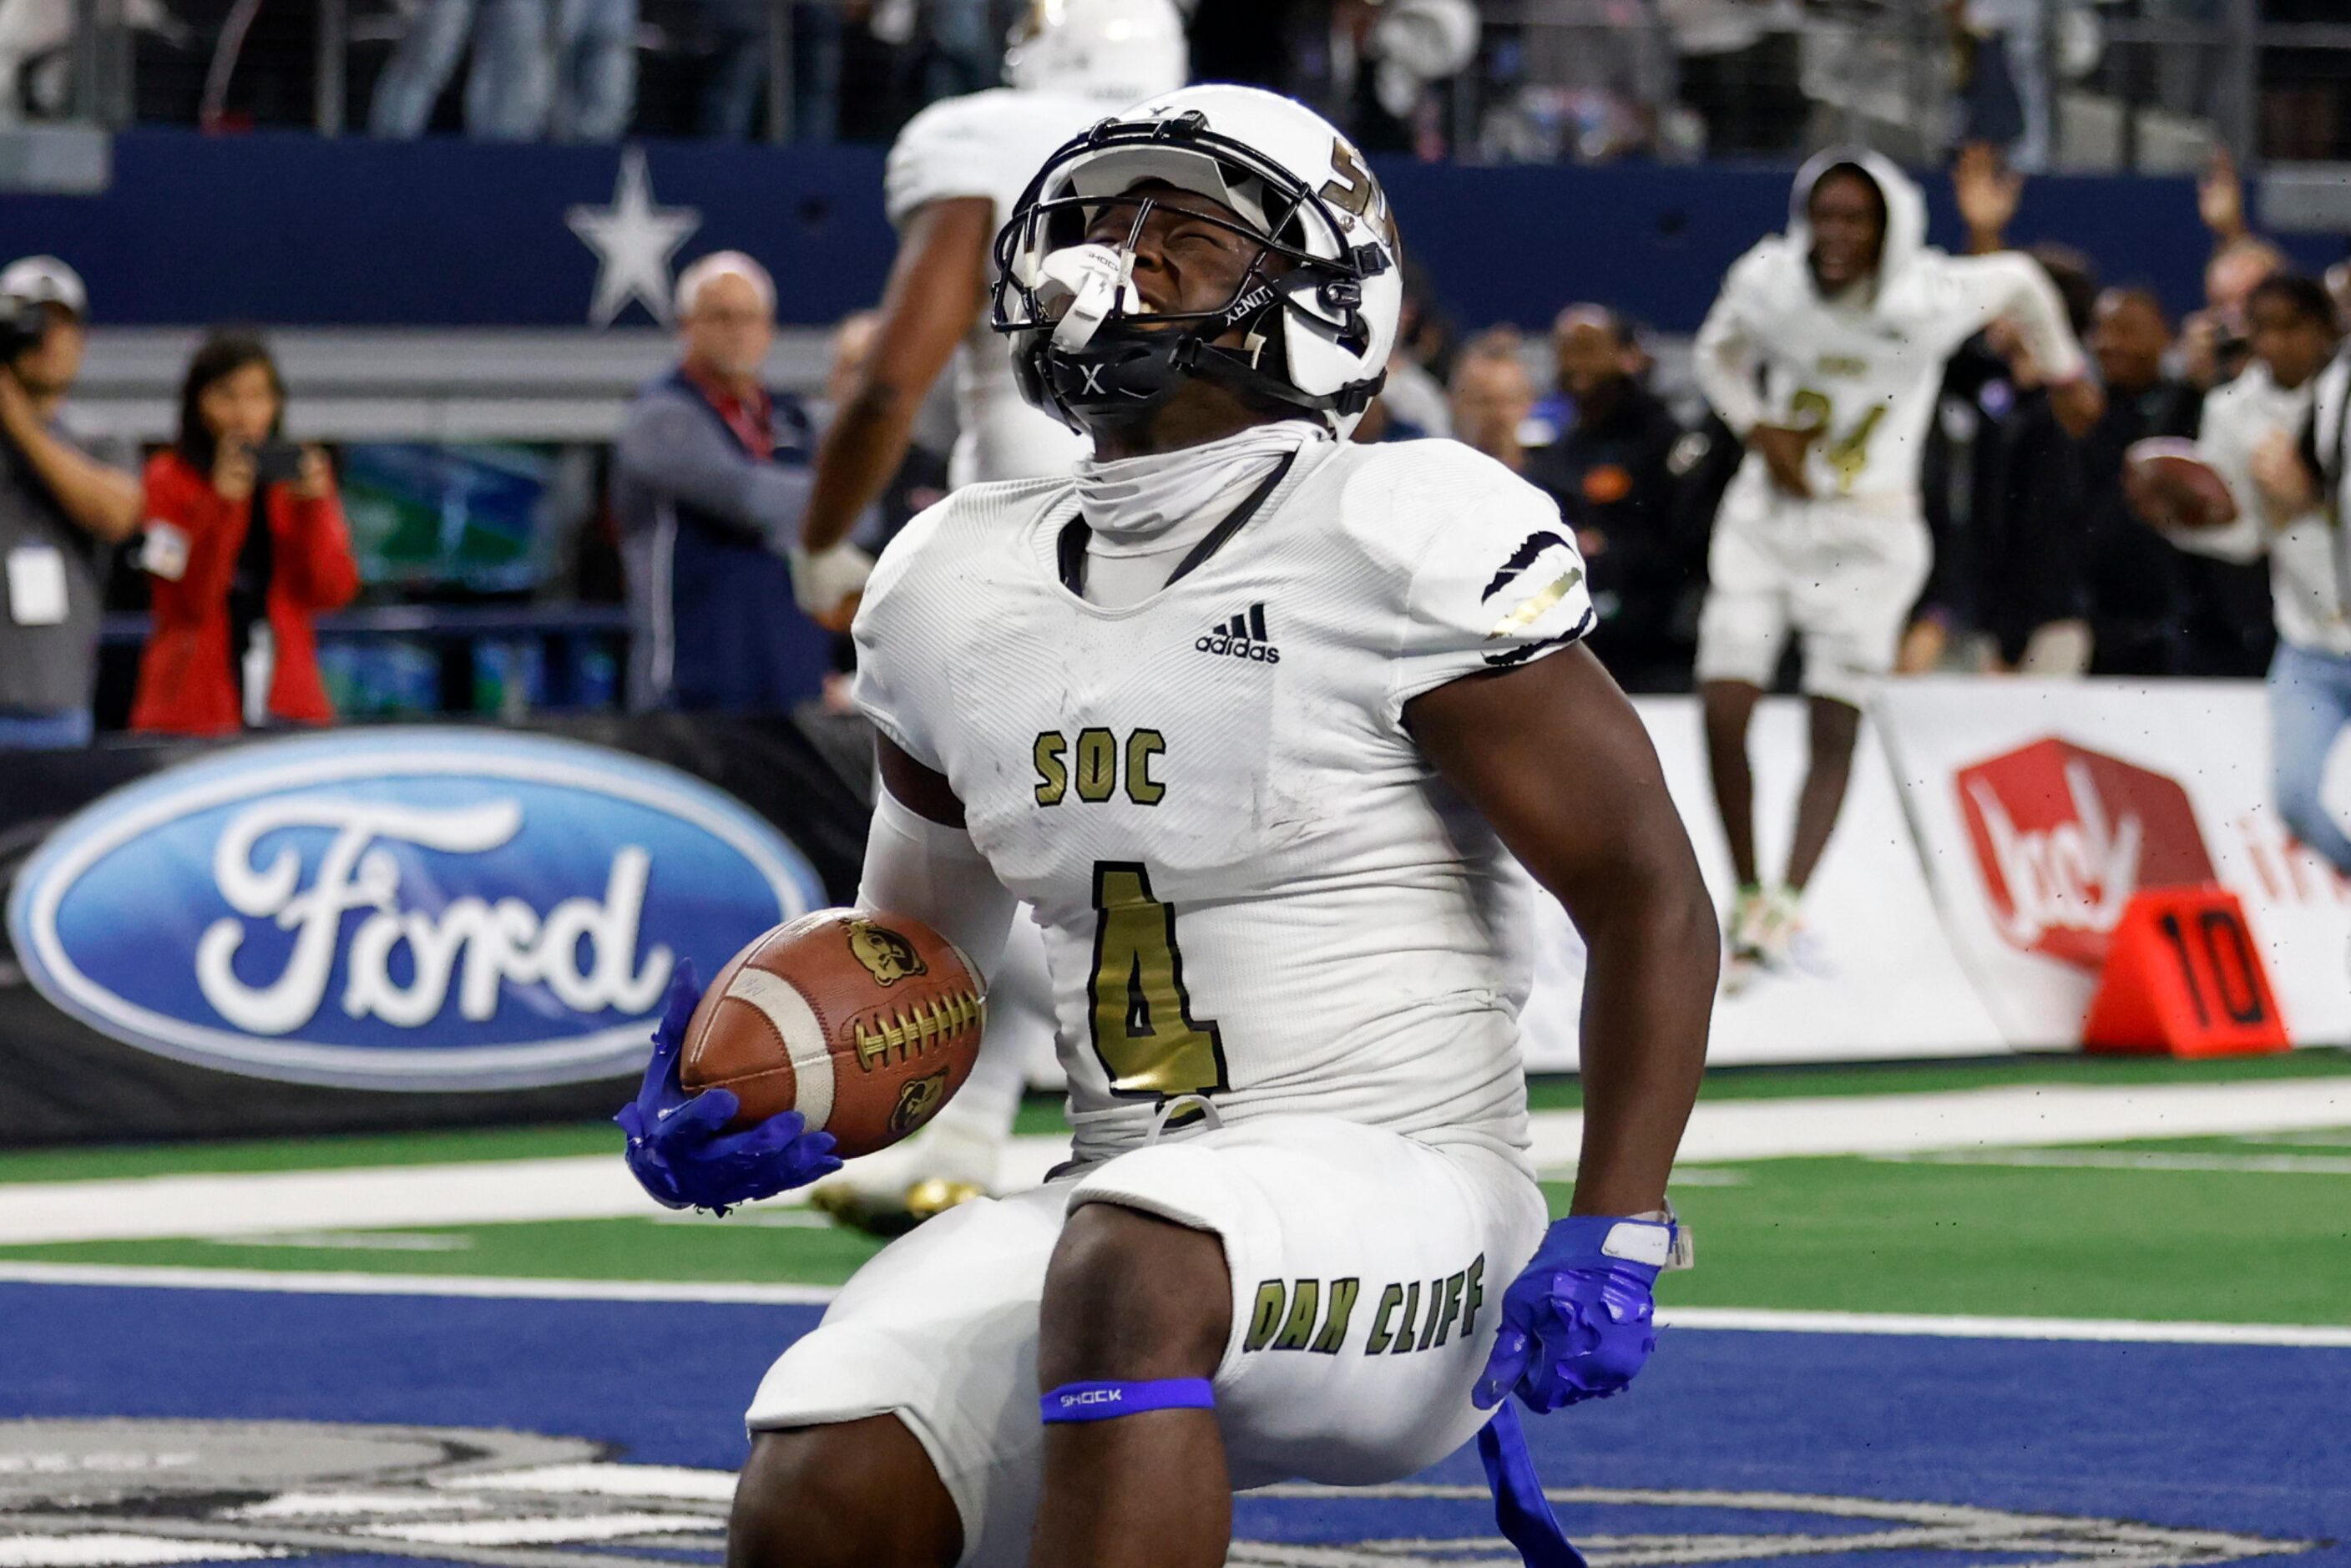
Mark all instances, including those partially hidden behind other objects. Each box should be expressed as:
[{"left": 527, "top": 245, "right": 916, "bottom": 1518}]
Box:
[
  {"left": 1517, "top": 695, "right": 2003, "bottom": 1070},
  {"left": 1871, "top": 678, "right": 2351, "bottom": 1050}
]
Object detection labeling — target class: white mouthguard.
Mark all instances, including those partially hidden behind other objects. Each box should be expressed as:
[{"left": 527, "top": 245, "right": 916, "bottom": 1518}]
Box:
[{"left": 1037, "top": 243, "right": 1144, "bottom": 352}]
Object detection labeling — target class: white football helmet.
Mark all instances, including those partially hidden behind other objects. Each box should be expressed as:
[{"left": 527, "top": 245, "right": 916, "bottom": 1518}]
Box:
[
  {"left": 990, "top": 84, "right": 1403, "bottom": 438},
  {"left": 1002, "top": 0, "right": 1187, "bottom": 104}
]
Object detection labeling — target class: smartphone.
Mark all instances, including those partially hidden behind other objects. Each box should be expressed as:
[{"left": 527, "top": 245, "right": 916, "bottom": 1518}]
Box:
[{"left": 249, "top": 441, "right": 306, "bottom": 485}]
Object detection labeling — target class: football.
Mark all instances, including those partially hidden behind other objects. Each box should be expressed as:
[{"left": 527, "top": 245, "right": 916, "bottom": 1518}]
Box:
[
  {"left": 2123, "top": 438, "right": 2241, "bottom": 531},
  {"left": 678, "top": 909, "right": 987, "bottom": 1158}
]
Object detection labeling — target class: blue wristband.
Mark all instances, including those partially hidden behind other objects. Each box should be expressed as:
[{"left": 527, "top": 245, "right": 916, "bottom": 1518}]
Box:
[{"left": 1039, "top": 1378, "right": 1216, "bottom": 1424}]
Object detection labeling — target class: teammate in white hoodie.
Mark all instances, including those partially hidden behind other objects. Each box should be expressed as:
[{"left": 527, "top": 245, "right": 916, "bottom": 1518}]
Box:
[
  {"left": 1691, "top": 149, "right": 2101, "bottom": 982},
  {"left": 790, "top": 0, "right": 1189, "bottom": 1232}
]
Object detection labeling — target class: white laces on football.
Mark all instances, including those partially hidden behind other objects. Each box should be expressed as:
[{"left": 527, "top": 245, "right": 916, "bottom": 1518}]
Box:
[{"left": 1075, "top": 418, "right": 1326, "bottom": 544}]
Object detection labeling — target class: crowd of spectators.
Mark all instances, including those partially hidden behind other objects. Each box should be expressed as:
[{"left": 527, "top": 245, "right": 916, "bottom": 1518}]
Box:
[
  {"left": 0, "top": 258, "right": 361, "bottom": 749},
  {"left": 1338, "top": 140, "right": 2351, "bottom": 696},
  {"left": 21, "top": 0, "right": 2346, "bottom": 166},
  {"left": 6, "top": 135, "right": 2351, "bottom": 750}
]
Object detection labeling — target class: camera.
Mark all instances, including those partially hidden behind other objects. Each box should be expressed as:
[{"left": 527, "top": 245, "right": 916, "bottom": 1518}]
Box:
[{"left": 249, "top": 440, "right": 307, "bottom": 485}]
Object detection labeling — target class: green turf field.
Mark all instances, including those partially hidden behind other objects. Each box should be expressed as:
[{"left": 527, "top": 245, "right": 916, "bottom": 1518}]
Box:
[
  {"left": 2, "top": 1046, "right": 2341, "bottom": 1184},
  {"left": 7, "top": 1131, "right": 2347, "bottom": 1325},
  {"left": 4, "top": 1053, "right": 2344, "bottom": 1330}
]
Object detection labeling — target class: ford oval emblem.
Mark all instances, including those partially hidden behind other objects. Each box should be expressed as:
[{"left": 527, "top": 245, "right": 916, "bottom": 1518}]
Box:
[{"left": 4, "top": 728, "right": 826, "bottom": 1090}]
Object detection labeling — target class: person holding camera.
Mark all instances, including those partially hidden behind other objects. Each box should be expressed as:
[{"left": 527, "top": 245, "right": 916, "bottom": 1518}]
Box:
[
  {"left": 129, "top": 335, "right": 358, "bottom": 736},
  {"left": 0, "top": 256, "right": 144, "bottom": 750}
]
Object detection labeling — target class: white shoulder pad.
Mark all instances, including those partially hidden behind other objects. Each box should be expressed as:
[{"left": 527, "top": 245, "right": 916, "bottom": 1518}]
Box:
[
  {"left": 884, "top": 89, "right": 1101, "bottom": 227},
  {"left": 1719, "top": 236, "right": 1801, "bottom": 321},
  {"left": 886, "top": 92, "right": 1009, "bottom": 225},
  {"left": 1329, "top": 443, "right": 1595, "bottom": 727}
]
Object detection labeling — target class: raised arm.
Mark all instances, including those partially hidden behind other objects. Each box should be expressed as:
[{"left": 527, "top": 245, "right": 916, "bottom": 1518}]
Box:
[
  {"left": 798, "top": 197, "right": 995, "bottom": 557},
  {"left": 1951, "top": 251, "right": 2104, "bottom": 435},
  {"left": 0, "top": 372, "right": 140, "bottom": 543},
  {"left": 1408, "top": 645, "right": 1712, "bottom": 1214}
]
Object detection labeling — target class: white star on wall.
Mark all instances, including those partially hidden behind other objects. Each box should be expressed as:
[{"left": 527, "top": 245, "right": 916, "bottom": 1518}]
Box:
[{"left": 567, "top": 147, "right": 702, "bottom": 329}]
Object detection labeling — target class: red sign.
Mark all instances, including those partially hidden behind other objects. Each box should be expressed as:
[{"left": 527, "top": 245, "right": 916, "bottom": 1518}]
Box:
[{"left": 1954, "top": 737, "right": 2217, "bottom": 969}]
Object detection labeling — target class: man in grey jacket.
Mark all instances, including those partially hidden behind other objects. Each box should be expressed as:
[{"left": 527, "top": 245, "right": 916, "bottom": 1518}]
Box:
[
  {"left": 0, "top": 256, "right": 142, "bottom": 750},
  {"left": 614, "top": 252, "right": 848, "bottom": 713}
]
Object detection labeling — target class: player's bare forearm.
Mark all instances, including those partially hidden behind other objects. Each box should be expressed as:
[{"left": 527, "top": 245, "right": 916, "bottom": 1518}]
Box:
[
  {"left": 1408, "top": 645, "right": 1714, "bottom": 1214},
  {"left": 801, "top": 382, "right": 927, "bottom": 551},
  {"left": 800, "top": 196, "right": 994, "bottom": 553}
]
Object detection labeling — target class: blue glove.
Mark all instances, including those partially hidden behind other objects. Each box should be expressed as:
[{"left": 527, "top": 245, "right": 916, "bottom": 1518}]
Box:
[
  {"left": 1473, "top": 1213, "right": 1672, "bottom": 1414},
  {"left": 614, "top": 961, "right": 842, "bottom": 1215}
]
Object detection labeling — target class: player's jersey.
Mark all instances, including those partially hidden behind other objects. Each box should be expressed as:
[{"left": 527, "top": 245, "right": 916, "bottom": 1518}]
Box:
[
  {"left": 1694, "top": 148, "right": 2086, "bottom": 525},
  {"left": 884, "top": 87, "right": 1111, "bottom": 488},
  {"left": 851, "top": 436, "right": 1596, "bottom": 1168},
  {"left": 2177, "top": 362, "right": 2350, "bottom": 655}
]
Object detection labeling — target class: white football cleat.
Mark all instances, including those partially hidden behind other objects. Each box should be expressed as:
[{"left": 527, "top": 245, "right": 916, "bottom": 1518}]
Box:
[
  {"left": 1753, "top": 886, "right": 1805, "bottom": 972},
  {"left": 1722, "top": 885, "right": 1770, "bottom": 995}
]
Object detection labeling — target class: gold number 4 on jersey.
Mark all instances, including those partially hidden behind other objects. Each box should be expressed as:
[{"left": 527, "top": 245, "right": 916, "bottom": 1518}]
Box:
[
  {"left": 1787, "top": 387, "right": 1888, "bottom": 495},
  {"left": 1085, "top": 861, "right": 1229, "bottom": 1102}
]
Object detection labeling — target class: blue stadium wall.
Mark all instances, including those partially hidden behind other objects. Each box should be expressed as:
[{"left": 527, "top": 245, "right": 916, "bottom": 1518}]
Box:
[{"left": 16, "top": 129, "right": 2343, "bottom": 332}]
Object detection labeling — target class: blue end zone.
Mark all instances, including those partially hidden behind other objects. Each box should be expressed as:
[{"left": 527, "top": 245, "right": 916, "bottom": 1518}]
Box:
[{"left": 3, "top": 1282, "right": 2344, "bottom": 1563}]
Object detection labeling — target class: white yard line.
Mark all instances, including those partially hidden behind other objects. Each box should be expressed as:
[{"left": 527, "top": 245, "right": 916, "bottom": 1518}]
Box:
[
  {"left": 0, "top": 1157, "right": 668, "bottom": 1247},
  {"left": 1874, "top": 1149, "right": 2351, "bottom": 1175},
  {"left": 2, "top": 1260, "right": 2345, "bottom": 1349},
  {"left": 1634, "top": 1077, "right": 2351, "bottom": 1166},
  {"left": 0, "top": 1262, "right": 837, "bottom": 1304},
  {"left": 1, "top": 1078, "right": 2345, "bottom": 1247},
  {"left": 1655, "top": 1307, "right": 2351, "bottom": 1348}
]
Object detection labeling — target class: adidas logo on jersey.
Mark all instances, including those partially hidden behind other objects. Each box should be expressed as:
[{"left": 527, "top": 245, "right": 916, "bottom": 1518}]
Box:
[{"left": 1196, "top": 603, "right": 1281, "bottom": 665}]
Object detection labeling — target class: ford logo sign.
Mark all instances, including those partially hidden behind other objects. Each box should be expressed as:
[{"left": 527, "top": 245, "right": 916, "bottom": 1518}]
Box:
[{"left": 5, "top": 728, "right": 825, "bottom": 1090}]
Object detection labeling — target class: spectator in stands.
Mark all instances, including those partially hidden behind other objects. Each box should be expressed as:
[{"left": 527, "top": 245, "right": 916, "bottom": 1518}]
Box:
[
  {"left": 1949, "top": 0, "right": 2051, "bottom": 171},
  {"left": 551, "top": 0, "right": 635, "bottom": 140},
  {"left": 2181, "top": 236, "right": 2287, "bottom": 392},
  {"left": 2242, "top": 285, "right": 2351, "bottom": 871},
  {"left": 1448, "top": 327, "right": 1537, "bottom": 472},
  {"left": 0, "top": 256, "right": 140, "bottom": 750},
  {"left": 370, "top": 0, "right": 551, "bottom": 139},
  {"left": 1667, "top": 0, "right": 1805, "bottom": 156},
  {"left": 2150, "top": 275, "right": 2343, "bottom": 867},
  {"left": 700, "top": 0, "right": 842, "bottom": 140},
  {"left": 1371, "top": 262, "right": 1453, "bottom": 439},
  {"left": 1524, "top": 304, "right": 1580, "bottom": 448},
  {"left": 1525, "top": 305, "right": 1693, "bottom": 689},
  {"left": 131, "top": 336, "right": 359, "bottom": 736},
  {"left": 1995, "top": 287, "right": 2203, "bottom": 675},
  {"left": 614, "top": 250, "right": 831, "bottom": 714},
  {"left": 2173, "top": 151, "right": 2283, "bottom": 392},
  {"left": 1944, "top": 240, "right": 2101, "bottom": 673}
]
